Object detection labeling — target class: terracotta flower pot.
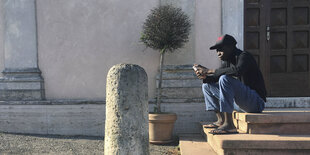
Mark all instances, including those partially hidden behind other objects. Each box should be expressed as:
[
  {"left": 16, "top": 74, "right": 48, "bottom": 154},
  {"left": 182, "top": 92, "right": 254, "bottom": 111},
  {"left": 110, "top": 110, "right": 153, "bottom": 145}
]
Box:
[{"left": 148, "top": 113, "right": 177, "bottom": 144}]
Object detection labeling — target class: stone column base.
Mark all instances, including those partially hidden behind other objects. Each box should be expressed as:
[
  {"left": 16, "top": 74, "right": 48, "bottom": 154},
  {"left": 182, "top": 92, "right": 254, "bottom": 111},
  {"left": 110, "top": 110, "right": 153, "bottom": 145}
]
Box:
[{"left": 0, "top": 68, "right": 45, "bottom": 100}]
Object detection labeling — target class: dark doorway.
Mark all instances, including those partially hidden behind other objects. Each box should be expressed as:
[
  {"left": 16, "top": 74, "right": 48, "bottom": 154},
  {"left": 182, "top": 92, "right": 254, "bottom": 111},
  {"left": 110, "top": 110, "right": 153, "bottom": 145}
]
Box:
[{"left": 244, "top": 0, "right": 310, "bottom": 96}]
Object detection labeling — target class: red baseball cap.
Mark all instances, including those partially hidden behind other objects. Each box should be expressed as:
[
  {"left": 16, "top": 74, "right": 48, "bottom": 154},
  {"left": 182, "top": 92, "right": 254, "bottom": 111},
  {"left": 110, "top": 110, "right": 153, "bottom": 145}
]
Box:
[{"left": 210, "top": 34, "right": 237, "bottom": 50}]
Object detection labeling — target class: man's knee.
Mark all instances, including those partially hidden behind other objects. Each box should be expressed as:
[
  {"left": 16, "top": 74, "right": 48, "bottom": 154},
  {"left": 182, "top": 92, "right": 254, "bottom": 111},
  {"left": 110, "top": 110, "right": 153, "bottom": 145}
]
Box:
[
  {"left": 202, "top": 83, "right": 215, "bottom": 93},
  {"left": 202, "top": 83, "right": 210, "bottom": 91},
  {"left": 219, "top": 75, "right": 231, "bottom": 84}
]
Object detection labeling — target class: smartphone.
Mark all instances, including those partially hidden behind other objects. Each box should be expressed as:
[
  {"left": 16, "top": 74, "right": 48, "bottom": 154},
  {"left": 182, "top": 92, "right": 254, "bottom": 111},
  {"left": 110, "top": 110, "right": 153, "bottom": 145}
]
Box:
[{"left": 193, "top": 66, "right": 198, "bottom": 71}]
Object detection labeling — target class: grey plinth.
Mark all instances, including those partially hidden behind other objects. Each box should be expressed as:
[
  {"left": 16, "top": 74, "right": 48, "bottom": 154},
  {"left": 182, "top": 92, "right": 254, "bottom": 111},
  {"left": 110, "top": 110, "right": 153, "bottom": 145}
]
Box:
[
  {"left": 104, "top": 64, "right": 149, "bottom": 155},
  {"left": 0, "top": 0, "right": 45, "bottom": 100}
]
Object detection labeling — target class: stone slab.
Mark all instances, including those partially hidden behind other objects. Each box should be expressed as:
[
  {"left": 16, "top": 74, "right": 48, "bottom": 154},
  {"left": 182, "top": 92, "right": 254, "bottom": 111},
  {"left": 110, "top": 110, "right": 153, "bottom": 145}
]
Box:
[
  {"left": 266, "top": 97, "right": 310, "bottom": 108},
  {"left": 202, "top": 127, "right": 310, "bottom": 155},
  {"left": 162, "top": 64, "right": 194, "bottom": 71},
  {"left": 0, "top": 82, "right": 42, "bottom": 90},
  {"left": 149, "top": 98, "right": 205, "bottom": 103},
  {"left": 46, "top": 105, "right": 105, "bottom": 136},
  {"left": 235, "top": 110, "right": 310, "bottom": 123},
  {"left": 179, "top": 134, "right": 216, "bottom": 155},
  {"left": 235, "top": 110, "right": 310, "bottom": 134},
  {"left": 240, "top": 122, "right": 310, "bottom": 135},
  {"left": 161, "top": 87, "right": 204, "bottom": 99},
  {"left": 0, "top": 100, "right": 105, "bottom": 105},
  {"left": 0, "top": 90, "right": 43, "bottom": 100},
  {"left": 0, "top": 104, "right": 105, "bottom": 136},
  {"left": 0, "top": 101, "right": 216, "bottom": 136},
  {"left": 158, "top": 79, "right": 202, "bottom": 88},
  {"left": 157, "top": 71, "right": 197, "bottom": 80},
  {"left": 0, "top": 72, "right": 45, "bottom": 100}
]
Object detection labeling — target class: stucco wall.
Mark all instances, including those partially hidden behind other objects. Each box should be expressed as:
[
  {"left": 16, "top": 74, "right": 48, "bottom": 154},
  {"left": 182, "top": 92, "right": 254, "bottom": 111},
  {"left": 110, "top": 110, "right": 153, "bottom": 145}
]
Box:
[
  {"left": 222, "top": 0, "right": 244, "bottom": 50},
  {"left": 0, "top": 1, "right": 4, "bottom": 77},
  {"left": 37, "top": 0, "right": 159, "bottom": 99},
  {"left": 161, "top": 0, "right": 196, "bottom": 65},
  {"left": 195, "top": 0, "right": 221, "bottom": 69},
  {"left": 0, "top": 0, "right": 222, "bottom": 99}
]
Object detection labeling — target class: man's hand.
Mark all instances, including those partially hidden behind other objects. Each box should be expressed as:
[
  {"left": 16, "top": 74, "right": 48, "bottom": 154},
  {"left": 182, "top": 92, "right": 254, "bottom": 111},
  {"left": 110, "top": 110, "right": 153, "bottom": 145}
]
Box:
[{"left": 193, "top": 64, "right": 215, "bottom": 79}]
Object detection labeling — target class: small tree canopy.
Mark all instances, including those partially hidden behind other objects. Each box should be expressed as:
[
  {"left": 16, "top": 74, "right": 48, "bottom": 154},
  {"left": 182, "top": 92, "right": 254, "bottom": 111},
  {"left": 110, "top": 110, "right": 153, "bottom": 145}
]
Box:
[{"left": 141, "top": 5, "right": 191, "bottom": 52}]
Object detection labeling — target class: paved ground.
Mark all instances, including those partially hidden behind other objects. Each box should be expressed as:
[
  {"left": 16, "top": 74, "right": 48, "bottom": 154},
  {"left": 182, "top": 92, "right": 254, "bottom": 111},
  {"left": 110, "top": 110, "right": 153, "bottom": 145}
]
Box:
[{"left": 0, "top": 132, "right": 179, "bottom": 155}]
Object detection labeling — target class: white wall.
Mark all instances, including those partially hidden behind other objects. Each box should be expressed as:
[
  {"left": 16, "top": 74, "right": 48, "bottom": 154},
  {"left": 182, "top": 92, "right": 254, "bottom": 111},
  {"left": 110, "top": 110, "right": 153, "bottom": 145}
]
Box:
[
  {"left": 161, "top": 0, "right": 196, "bottom": 65},
  {"left": 195, "top": 0, "right": 221, "bottom": 69},
  {"left": 0, "top": 0, "right": 4, "bottom": 77},
  {"left": 37, "top": 0, "right": 159, "bottom": 99},
  {"left": 0, "top": 0, "right": 222, "bottom": 99},
  {"left": 222, "top": 0, "right": 244, "bottom": 50}
]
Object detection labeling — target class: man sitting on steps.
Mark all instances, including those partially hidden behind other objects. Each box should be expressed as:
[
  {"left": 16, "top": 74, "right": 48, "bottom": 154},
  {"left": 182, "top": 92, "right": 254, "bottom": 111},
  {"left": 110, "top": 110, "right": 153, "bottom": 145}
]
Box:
[{"left": 194, "top": 34, "right": 267, "bottom": 134}]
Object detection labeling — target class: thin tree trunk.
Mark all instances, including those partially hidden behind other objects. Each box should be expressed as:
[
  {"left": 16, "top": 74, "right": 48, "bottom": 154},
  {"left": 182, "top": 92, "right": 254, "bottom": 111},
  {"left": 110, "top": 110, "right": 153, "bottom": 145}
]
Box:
[{"left": 156, "top": 51, "right": 165, "bottom": 113}]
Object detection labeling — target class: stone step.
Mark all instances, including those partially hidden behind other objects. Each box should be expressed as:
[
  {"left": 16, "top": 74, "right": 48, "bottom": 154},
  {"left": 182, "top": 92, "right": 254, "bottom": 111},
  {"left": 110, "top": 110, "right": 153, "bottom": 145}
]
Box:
[
  {"left": 157, "top": 64, "right": 197, "bottom": 80},
  {"left": 162, "top": 64, "right": 194, "bottom": 71},
  {"left": 157, "top": 71, "right": 197, "bottom": 80},
  {"left": 149, "top": 98, "right": 205, "bottom": 104},
  {"left": 161, "top": 87, "right": 204, "bottom": 99},
  {"left": 149, "top": 98, "right": 310, "bottom": 107},
  {"left": 234, "top": 108, "right": 310, "bottom": 134},
  {"left": 179, "top": 134, "right": 216, "bottom": 155},
  {"left": 201, "top": 125, "right": 310, "bottom": 155},
  {"left": 265, "top": 97, "right": 310, "bottom": 108},
  {"left": 157, "top": 79, "right": 202, "bottom": 88}
]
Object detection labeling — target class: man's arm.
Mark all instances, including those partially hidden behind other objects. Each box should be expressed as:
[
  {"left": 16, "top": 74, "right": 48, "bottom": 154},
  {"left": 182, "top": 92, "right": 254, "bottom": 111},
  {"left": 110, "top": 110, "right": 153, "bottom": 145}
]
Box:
[
  {"left": 202, "top": 75, "right": 218, "bottom": 83},
  {"left": 213, "top": 52, "right": 251, "bottom": 79},
  {"left": 194, "top": 63, "right": 226, "bottom": 83}
]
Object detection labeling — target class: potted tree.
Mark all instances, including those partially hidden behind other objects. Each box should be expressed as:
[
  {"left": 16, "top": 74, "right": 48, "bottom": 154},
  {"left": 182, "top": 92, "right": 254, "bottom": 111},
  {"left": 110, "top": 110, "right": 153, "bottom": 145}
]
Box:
[{"left": 140, "top": 5, "right": 191, "bottom": 144}]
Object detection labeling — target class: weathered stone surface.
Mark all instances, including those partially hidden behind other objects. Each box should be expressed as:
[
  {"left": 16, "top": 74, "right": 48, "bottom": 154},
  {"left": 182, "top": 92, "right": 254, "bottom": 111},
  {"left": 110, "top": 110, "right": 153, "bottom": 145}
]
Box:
[
  {"left": 0, "top": 90, "right": 43, "bottom": 101},
  {"left": 0, "top": 104, "right": 105, "bottom": 136},
  {"left": 0, "top": 71, "right": 45, "bottom": 100},
  {"left": 0, "top": 101, "right": 215, "bottom": 136},
  {"left": 235, "top": 109, "right": 310, "bottom": 134},
  {"left": 149, "top": 98, "right": 205, "bottom": 103},
  {"left": 105, "top": 64, "right": 149, "bottom": 155},
  {"left": 158, "top": 79, "right": 202, "bottom": 88},
  {"left": 266, "top": 97, "right": 310, "bottom": 108},
  {"left": 162, "top": 64, "right": 195, "bottom": 71},
  {"left": 161, "top": 87, "right": 204, "bottom": 99},
  {"left": 202, "top": 126, "right": 310, "bottom": 155},
  {"left": 1, "top": 0, "right": 45, "bottom": 100},
  {"left": 179, "top": 134, "right": 217, "bottom": 155},
  {"left": 156, "top": 65, "right": 204, "bottom": 101},
  {"left": 0, "top": 82, "right": 42, "bottom": 90},
  {"left": 4, "top": 0, "right": 38, "bottom": 69},
  {"left": 157, "top": 71, "right": 197, "bottom": 80},
  {"left": 0, "top": 99, "right": 105, "bottom": 105}
]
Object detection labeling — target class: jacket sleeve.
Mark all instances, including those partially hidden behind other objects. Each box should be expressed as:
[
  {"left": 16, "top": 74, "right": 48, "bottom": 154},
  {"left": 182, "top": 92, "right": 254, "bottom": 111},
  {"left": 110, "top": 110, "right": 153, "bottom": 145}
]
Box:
[
  {"left": 213, "top": 52, "right": 250, "bottom": 79},
  {"left": 203, "top": 75, "right": 218, "bottom": 83},
  {"left": 202, "top": 62, "right": 227, "bottom": 83}
]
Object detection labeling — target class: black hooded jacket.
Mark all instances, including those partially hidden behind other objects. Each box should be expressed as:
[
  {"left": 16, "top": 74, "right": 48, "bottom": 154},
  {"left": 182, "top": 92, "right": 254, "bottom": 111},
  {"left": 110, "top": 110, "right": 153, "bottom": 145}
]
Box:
[{"left": 203, "top": 48, "right": 267, "bottom": 102}]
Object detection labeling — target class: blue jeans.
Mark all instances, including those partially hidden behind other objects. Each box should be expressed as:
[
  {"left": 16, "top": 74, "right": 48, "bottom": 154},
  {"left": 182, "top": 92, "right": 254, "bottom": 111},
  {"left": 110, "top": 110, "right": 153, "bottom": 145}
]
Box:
[{"left": 202, "top": 75, "right": 265, "bottom": 113}]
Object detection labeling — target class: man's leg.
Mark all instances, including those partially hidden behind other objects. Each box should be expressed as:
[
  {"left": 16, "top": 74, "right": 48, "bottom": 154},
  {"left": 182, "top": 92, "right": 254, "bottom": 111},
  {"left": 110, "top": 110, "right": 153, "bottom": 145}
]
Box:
[
  {"left": 202, "top": 83, "right": 224, "bottom": 126},
  {"left": 212, "top": 75, "right": 264, "bottom": 133}
]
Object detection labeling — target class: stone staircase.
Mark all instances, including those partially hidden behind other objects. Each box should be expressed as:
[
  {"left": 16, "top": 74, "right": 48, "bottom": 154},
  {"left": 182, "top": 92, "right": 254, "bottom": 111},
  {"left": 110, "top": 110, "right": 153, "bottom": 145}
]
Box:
[
  {"left": 180, "top": 108, "right": 310, "bottom": 155},
  {"left": 157, "top": 65, "right": 310, "bottom": 154},
  {"left": 234, "top": 109, "right": 310, "bottom": 135},
  {"left": 156, "top": 64, "right": 204, "bottom": 102}
]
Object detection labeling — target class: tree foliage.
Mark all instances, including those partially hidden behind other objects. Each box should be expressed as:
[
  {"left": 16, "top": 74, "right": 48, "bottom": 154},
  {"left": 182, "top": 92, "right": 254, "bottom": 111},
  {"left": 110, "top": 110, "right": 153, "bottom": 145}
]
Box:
[{"left": 141, "top": 5, "right": 191, "bottom": 52}]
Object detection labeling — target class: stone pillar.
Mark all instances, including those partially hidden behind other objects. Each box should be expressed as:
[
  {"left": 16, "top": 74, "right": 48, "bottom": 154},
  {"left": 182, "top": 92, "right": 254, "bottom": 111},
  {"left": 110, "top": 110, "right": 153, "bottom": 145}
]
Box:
[
  {"left": 105, "top": 64, "right": 149, "bottom": 155},
  {"left": 0, "top": 0, "right": 45, "bottom": 100}
]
